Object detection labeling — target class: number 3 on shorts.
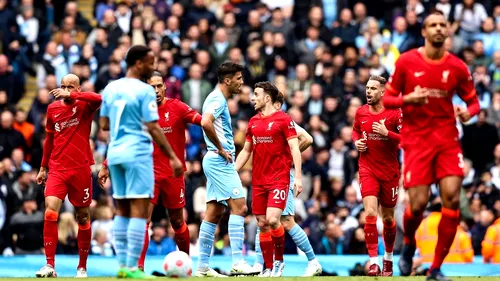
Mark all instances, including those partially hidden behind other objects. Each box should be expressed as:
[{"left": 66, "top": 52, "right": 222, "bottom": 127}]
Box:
[
  {"left": 83, "top": 188, "right": 90, "bottom": 202},
  {"left": 273, "top": 189, "right": 286, "bottom": 201},
  {"left": 458, "top": 153, "right": 464, "bottom": 169}
]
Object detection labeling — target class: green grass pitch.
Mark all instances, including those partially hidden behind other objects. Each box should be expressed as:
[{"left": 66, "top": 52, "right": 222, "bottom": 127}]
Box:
[{"left": 0, "top": 277, "right": 496, "bottom": 281}]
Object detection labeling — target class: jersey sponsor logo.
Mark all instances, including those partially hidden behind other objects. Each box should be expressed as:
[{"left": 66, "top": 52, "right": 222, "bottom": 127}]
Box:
[
  {"left": 161, "top": 126, "right": 173, "bottom": 133},
  {"left": 441, "top": 70, "right": 450, "bottom": 83},
  {"left": 55, "top": 123, "right": 61, "bottom": 132},
  {"left": 54, "top": 118, "right": 80, "bottom": 132},
  {"left": 253, "top": 136, "right": 274, "bottom": 144}
]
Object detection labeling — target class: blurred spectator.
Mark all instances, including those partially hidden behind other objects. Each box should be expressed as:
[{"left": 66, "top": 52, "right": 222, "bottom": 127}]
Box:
[
  {"left": 10, "top": 195, "right": 43, "bottom": 254},
  {"left": 146, "top": 223, "right": 176, "bottom": 256}
]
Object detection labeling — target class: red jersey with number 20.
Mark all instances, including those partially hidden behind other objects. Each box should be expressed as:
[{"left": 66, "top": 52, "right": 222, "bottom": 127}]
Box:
[
  {"left": 385, "top": 48, "right": 478, "bottom": 145},
  {"left": 246, "top": 110, "right": 297, "bottom": 186},
  {"left": 353, "top": 105, "right": 402, "bottom": 181},
  {"left": 46, "top": 98, "right": 100, "bottom": 171},
  {"left": 153, "top": 98, "right": 201, "bottom": 177}
]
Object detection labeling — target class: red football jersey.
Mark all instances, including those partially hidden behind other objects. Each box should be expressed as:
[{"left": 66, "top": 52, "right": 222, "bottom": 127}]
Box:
[
  {"left": 153, "top": 98, "right": 201, "bottom": 177},
  {"left": 45, "top": 99, "right": 100, "bottom": 171},
  {"left": 385, "top": 48, "right": 479, "bottom": 145},
  {"left": 353, "top": 105, "right": 402, "bottom": 181},
  {"left": 246, "top": 110, "right": 297, "bottom": 186}
]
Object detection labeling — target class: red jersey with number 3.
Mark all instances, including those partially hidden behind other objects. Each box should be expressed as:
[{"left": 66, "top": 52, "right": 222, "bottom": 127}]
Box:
[
  {"left": 385, "top": 48, "right": 477, "bottom": 145},
  {"left": 353, "top": 105, "right": 402, "bottom": 181},
  {"left": 46, "top": 100, "right": 99, "bottom": 171},
  {"left": 246, "top": 110, "right": 297, "bottom": 186},
  {"left": 153, "top": 98, "right": 201, "bottom": 177}
]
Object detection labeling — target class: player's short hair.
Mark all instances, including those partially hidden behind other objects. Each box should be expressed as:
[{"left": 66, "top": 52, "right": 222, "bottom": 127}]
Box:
[
  {"left": 275, "top": 92, "right": 285, "bottom": 106},
  {"left": 422, "top": 9, "right": 445, "bottom": 28},
  {"left": 255, "top": 81, "right": 281, "bottom": 103},
  {"left": 125, "top": 45, "right": 151, "bottom": 68},
  {"left": 217, "top": 62, "right": 243, "bottom": 83},
  {"left": 151, "top": 71, "right": 163, "bottom": 79},
  {"left": 368, "top": 75, "right": 387, "bottom": 86}
]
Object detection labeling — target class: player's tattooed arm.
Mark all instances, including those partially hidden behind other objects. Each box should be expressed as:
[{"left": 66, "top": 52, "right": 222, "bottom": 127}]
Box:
[
  {"left": 99, "top": 117, "right": 110, "bottom": 131},
  {"left": 201, "top": 112, "right": 233, "bottom": 163},
  {"left": 146, "top": 121, "right": 183, "bottom": 176},
  {"left": 235, "top": 141, "right": 252, "bottom": 172},
  {"left": 295, "top": 123, "right": 313, "bottom": 152}
]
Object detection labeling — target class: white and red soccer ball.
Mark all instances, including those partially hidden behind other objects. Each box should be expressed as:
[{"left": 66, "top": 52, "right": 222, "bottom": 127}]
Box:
[{"left": 163, "top": 251, "right": 193, "bottom": 278}]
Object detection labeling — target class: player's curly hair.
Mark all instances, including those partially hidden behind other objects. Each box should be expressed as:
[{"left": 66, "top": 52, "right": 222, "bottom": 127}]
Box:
[
  {"left": 125, "top": 45, "right": 151, "bottom": 68},
  {"left": 217, "top": 62, "right": 243, "bottom": 83},
  {"left": 255, "top": 81, "right": 281, "bottom": 103}
]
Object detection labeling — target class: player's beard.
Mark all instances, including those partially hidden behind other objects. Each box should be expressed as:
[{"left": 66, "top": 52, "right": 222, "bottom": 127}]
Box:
[{"left": 431, "top": 40, "right": 445, "bottom": 48}]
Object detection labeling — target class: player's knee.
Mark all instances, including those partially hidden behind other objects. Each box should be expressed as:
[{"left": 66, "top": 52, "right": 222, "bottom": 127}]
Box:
[
  {"left": 364, "top": 206, "right": 378, "bottom": 218},
  {"left": 382, "top": 215, "right": 394, "bottom": 225},
  {"left": 232, "top": 204, "right": 247, "bottom": 217},
  {"left": 410, "top": 199, "right": 427, "bottom": 216},
  {"left": 170, "top": 216, "right": 184, "bottom": 230},
  {"left": 76, "top": 210, "right": 90, "bottom": 225},
  {"left": 257, "top": 218, "right": 269, "bottom": 229},
  {"left": 280, "top": 216, "right": 295, "bottom": 231},
  {"left": 44, "top": 209, "right": 59, "bottom": 221},
  {"left": 267, "top": 216, "right": 281, "bottom": 229}
]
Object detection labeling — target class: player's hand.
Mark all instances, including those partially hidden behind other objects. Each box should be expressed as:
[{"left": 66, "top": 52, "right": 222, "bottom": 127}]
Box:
[
  {"left": 170, "top": 157, "right": 184, "bottom": 177},
  {"left": 294, "top": 177, "right": 303, "bottom": 197},
  {"left": 354, "top": 139, "right": 367, "bottom": 152},
  {"left": 36, "top": 169, "right": 47, "bottom": 186},
  {"left": 372, "top": 121, "right": 388, "bottom": 136},
  {"left": 455, "top": 105, "right": 472, "bottom": 123},
  {"left": 404, "top": 86, "right": 429, "bottom": 105},
  {"left": 98, "top": 166, "right": 109, "bottom": 187},
  {"left": 219, "top": 150, "right": 233, "bottom": 164},
  {"left": 49, "top": 88, "right": 70, "bottom": 99}
]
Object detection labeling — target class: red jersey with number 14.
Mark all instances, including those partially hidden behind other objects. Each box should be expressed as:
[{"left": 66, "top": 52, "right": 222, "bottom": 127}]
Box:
[
  {"left": 246, "top": 110, "right": 297, "bottom": 186},
  {"left": 385, "top": 48, "right": 478, "bottom": 145},
  {"left": 46, "top": 98, "right": 100, "bottom": 171},
  {"left": 353, "top": 105, "right": 402, "bottom": 181},
  {"left": 153, "top": 98, "right": 201, "bottom": 177}
]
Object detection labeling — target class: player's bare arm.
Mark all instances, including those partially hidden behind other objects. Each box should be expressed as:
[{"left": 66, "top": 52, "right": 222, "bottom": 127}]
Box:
[
  {"left": 98, "top": 159, "right": 109, "bottom": 187},
  {"left": 146, "top": 121, "right": 183, "bottom": 177},
  {"left": 295, "top": 123, "right": 313, "bottom": 152},
  {"left": 201, "top": 112, "right": 233, "bottom": 164},
  {"left": 99, "top": 117, "right": 110, "bottom": 131},
  {"left": 288, "top": 137, "right": 302, "bottom": 196},
  {"left": 37, "top": 133, "right": 54, "bottom": 186},
  {"left": 235, "top": 141, "right": 252, "bottom": 172}
]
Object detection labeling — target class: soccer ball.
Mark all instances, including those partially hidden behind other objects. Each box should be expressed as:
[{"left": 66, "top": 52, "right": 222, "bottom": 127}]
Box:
[{"left": 163, "top": 251, "right": 193, "bottom": 278}]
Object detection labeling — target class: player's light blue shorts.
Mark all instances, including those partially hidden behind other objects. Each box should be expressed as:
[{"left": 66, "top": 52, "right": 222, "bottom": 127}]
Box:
[
  {"left": 282, "top": 172, "right": 295, "bottom": 216},
  {"left": 109, "top": 159, "right": 154, "bottom": 199},
  {"left": 203, "top": 151, "right": 245, "bottom": 205}
]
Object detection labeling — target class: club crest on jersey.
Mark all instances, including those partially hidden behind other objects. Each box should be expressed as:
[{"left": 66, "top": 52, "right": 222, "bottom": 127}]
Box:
[
  {"left": 165, "top": 112, "right": 169, "bottom": 121},
  {"left": 72, "top": 106, "right": 77, "bottom": 115},
  {"left": 441, "top": 70, "right": 450, "bottom": 83},
  {"left": 267, "top": 121, "right": 274, "bottom": 131}
]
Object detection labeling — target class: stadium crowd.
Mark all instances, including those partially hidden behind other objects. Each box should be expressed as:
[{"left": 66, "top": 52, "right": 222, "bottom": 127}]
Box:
[{"left": 0, "top": 0, "right": 500, "bottom": 274}]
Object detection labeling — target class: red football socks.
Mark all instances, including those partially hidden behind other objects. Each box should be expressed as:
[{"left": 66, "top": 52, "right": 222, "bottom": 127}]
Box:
[
  {"left": 259, "top": 231, "right": 274, "bottom": 269},
  {"left": 271, "top": 224, "right": 285, "bottom": 261},
  {"left": 403, "top": 205, "right": 423, "bottom": 245},
  {"left": 77, "top": 221, "right": 91, "bottom": 269},
  {"left": 44, "top": 210, "right": 59, "bottom": 267},
  {"left": 364, "top": 216, "right": 379, "bottom": 258},
  {"left": 138, "top": 222, "right": 150, "bottom": 270},
  {"left": 383, "top": 220, "right": 396, "bottom": 254},
  {"left": 431, "top": 208, "right": 459, "bottom": 271},
  {"left": 173, "top": 222, "right": 190, "bottom": 255}
]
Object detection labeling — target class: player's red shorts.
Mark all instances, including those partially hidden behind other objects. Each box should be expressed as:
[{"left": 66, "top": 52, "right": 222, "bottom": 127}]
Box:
[
  {"left": 151, "top": 175, "right": 186, "bottom": 209},
  {"left": 252, "top": 185, "right": 289, "bottom": 215},
  {"left": 45, "top": 167, "right": 92, "bottom": 207},
  {"left": 359, "top": 169, "right": 400, "bottom": 208},
  {"left": 403, "top": 140, "right": 464, "bottom": 188}
]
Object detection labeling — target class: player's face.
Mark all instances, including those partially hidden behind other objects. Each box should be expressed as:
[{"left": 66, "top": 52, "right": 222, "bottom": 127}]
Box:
[
  {"left": 148, "top": 76, "right": 166, "bottom": 104},
  {"left": 422, "top": 14, "right": 448, "bottom": 47},
  {"left": 139, "top": 52, "right": 155, "bottom": 80},
  {"left": 60, "top": 79, "right": 81, "bottom": 101},
  {"left": 251, "top": 87, "right": 269, "bottom": 112},
  {"left": 365, "top": 80, "right": 384, "bottom": 105},
  {"left": 228, "top": 71, "right": 243, "bottom": 95}
]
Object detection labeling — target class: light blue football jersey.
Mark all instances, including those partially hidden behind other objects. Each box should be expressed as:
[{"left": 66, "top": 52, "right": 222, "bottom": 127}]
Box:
[
  {"left": 202, "top": 88, "right": 235, "bottom": 155},
  {"left": 100, "top": 78, "right": 159, "bottom": 165}
]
